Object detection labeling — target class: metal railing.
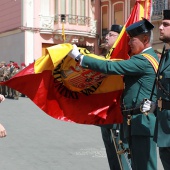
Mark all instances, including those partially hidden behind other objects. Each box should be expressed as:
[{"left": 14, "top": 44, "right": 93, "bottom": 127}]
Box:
[
  {"left": 151, "top": 0, "right": 167, "bottom": 20},
  {"left": 55, "top": 14, "right": 91, "bottom": 26},
  {"left": 38, "top": 14, "right": 97, "bottom": 36}
]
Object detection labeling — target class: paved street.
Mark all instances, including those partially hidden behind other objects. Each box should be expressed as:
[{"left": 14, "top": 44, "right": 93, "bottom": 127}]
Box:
[{"left": 0, "top": 97, "right": 164, "bottom": 170}]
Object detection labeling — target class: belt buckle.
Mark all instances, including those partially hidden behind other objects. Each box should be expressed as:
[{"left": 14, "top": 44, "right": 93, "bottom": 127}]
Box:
[{"left": 158, "top": 97, "right": 162, "bottom": 111}]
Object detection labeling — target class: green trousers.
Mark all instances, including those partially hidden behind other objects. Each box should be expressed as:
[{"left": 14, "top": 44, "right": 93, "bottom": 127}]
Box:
[
  {"left": 130, "top": 136, "right": 157, "bottom": 170},
  {"left": 159, "top": 147, "right": 170, "bottom": 170}
]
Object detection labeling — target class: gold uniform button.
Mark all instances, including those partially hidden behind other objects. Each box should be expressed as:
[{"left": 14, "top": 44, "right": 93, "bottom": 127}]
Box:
[{"left": 159, "top": 75, "right": 163, "bottom": 79}]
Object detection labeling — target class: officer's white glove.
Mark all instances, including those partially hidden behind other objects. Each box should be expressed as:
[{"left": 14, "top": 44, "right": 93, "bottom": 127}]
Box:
[
  {"left": 140, "top": 99, "right": 156, "bottom": 114},
  {"left": 68, "top": 44, "right": 80, "bottom": 60}
]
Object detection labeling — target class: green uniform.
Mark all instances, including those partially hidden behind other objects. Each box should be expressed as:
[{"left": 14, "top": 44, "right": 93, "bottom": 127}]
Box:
[
  {"left": 81, "top": 47, "right": 158, "bottom": 170},
  {"left": 155, "top": 50, "right": 170, "bottom": 170}
]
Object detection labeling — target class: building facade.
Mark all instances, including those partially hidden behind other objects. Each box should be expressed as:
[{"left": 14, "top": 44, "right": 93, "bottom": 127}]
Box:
[
  {"left": 0, "top": 0, "right": 169, "bottom": 65},
  {"left": 0, "top": 0, "right": 100, "bottom": 65}
]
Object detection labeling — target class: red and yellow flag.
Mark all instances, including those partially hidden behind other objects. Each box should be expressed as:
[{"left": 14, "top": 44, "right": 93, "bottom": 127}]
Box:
[
  {"left": 107, "top": 0, "right": 152, "bottom": 60},
  {"left": 2, "top": 44, "right": 123, "bottom": 124},
  {"left": 1, "top": 0, "right": 152, "bottom": 125}
]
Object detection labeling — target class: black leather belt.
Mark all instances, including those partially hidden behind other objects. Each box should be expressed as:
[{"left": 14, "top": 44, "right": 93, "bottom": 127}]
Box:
[
  {"left": 122, "top": 108, "right": 141, "bottom": 116},
  {"left": 158, "top": 98, "right": 170, "bottom": 110}
]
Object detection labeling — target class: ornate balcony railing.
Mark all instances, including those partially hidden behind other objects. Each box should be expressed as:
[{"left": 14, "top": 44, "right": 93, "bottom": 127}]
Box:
[
  {"left": 38, "top": 14, "right": 97, "bottom": 36},
  {"left": 151, "top": 0, "right": 168, "bottom": 20},
  {"left": 55, "top": 14, "right": 91, "bottom": 26}
]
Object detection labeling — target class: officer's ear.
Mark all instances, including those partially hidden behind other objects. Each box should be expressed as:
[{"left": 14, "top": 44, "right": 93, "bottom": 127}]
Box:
[{"left": 143, "top": 34, "right": 149, "bottom": 44}]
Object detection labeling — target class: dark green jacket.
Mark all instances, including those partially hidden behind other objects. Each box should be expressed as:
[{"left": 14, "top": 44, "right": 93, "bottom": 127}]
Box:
[
  {"left": 82, "top": 47, "right": 159, "bottom": 138},
  {"left": 155, "top": 50, "right": 170, "bottom": 147}
]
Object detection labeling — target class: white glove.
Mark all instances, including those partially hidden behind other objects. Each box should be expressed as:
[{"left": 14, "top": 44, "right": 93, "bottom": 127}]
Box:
[
  {"left": 140, "top": 99, "right": 156, "bottom": 113},
  {"left": 68, "top": 44, "right": 80, "bottom": 60}
]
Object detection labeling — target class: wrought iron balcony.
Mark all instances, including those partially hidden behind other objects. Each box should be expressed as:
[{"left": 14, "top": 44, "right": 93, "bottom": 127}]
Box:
[
  {"left": 151, "top": 0, "right": 167, "bottom": 21},
  {"left": 38, "top": 14, "right": 97, "bottom": 37},
  {"left": 55, "top": 14, "right": 91, "bottom": 26}
]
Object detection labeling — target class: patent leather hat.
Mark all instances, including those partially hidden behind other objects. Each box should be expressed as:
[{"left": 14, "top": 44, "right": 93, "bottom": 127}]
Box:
[
  {"left": 126, "top": 18, "right": 154, "bottom": 37},
  {"left": 110, "top": 24, "right": 123, "bottom": 33},
  {"left": 163, "top": 10, "right": 170, "bottom": 20}
]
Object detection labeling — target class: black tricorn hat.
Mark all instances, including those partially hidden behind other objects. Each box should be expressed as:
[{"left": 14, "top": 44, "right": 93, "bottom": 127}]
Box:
[
  {"left": 126, "top": 18, "right": 154, "bottom": 37},
  {"left": 110, "top": 24, "right": 123, "bottom": 33},
  {"left": 163, "top": 10, "right": 170, "bottom": 20}
]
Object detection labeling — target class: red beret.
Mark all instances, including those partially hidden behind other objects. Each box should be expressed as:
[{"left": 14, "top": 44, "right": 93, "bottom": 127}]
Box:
[{"left": 21, "top": 63, "right": 26, "bottom": 67}]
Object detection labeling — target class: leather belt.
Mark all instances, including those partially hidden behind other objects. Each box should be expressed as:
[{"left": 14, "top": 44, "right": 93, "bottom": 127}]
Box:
[
  {"left": 158, "top": 97, "right": 170, "bottom": 111},
  {"left": 122, "top": 107, "right": 141, "bottom": 116}
]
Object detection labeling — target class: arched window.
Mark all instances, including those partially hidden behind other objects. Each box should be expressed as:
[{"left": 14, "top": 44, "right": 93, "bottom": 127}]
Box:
[
  {"left": 113, "top": 2, "right": 124, "bottom": 25},
  {"left": 101, "top": 5, "right": 108, "bottom": 36}
]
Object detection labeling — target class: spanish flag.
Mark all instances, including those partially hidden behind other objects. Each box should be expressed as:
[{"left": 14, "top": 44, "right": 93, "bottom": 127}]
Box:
[
  {"left": 107, "top": 0, "right": 152, "bottom": 60},
  {"left": 1, "top": 0, "right": 152, "bottom": 125},
  {"left": 2, "top": 44, "right": 124, "bottom": 124}
]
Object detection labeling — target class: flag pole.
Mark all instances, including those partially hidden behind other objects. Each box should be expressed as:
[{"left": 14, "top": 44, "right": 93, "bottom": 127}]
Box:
[
  {"left": 62, "top": 22, "right": 66, "bottom": 42},
  {"left": 61, "top": 14, "right": 66, "bottom": 42}
]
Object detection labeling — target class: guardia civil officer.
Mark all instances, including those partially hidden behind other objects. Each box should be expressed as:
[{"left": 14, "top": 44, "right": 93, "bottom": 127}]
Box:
[
  {"left": 99, "top": 24, "right": 129, "bottom": 170},
  {"left": 68, "top": 18, "right": 158, "bottom": 170},
  {"left": 141, "top": 10, "right": 170, "bottom": 170}
]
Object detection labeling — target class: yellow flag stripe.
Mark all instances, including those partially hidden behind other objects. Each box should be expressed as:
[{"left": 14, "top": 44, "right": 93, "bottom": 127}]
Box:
[
  {"left": 113, "top": 26, "right": 126, "bottom": 49},
  {"left": 34, "top": 43, "right": 122, "bottom": 74},
  {"left": 139, "top": 1, "right": 145, "bottom": 20},
  {"left": 34, "top": 43, "right": 73, "bottom": 73},
  {"left": 142, "top": 53, "right": 159, "bottom": 73}
]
